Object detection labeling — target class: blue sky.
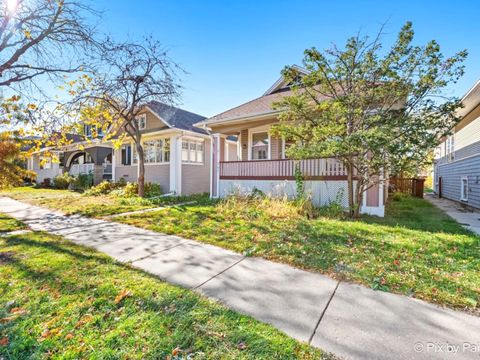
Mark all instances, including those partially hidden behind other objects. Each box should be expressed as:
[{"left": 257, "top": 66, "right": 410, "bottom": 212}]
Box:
[{"left": 95, "top": 0, "right": 480, "bottom": 117}]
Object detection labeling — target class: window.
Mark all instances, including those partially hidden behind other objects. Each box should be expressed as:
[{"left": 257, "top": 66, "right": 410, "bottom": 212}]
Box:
[
  {"left": 182, "top": 139, "right": 204, "bottom": 163},
  {"left": 84, "top": 124, "right": 92, "bottom": 138},
  {"left": 135, "top": 114, "right": 147, "bottom": 130},
  {"left": 446, "top": 134, "right": 454, "bottom": 162},
  {"left": 461, "top": 177, "right": 468, "bottom": 201},
  {"left": 39, "top": 157, "right": 52, "bottom": 170},
  {"left": 121, "top": 145, "right": 132, "bottom": 165},
  {"left": 251, "top": 132, "right": 269, "bottom": 160},
  {"left": 132, "top": 138, "right": 170, "bottom": 164}
]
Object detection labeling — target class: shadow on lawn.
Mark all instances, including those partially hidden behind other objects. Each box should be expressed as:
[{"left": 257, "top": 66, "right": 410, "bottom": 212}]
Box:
[{"left": 1, "top": 233, "right": 325, "bottom": 359}]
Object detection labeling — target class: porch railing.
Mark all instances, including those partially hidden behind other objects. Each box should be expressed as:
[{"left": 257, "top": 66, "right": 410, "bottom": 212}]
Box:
[
  {"left": 69, "top": 163, "right": 95, "bottom": 176},
  {"left": 219, "top": 158, "right": 347, "bottom": 180}
]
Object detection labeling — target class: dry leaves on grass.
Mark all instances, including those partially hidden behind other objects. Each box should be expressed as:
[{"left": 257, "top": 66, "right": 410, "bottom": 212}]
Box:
[{"left": 114, "top": 289, "right": 132, "bottom": 304}]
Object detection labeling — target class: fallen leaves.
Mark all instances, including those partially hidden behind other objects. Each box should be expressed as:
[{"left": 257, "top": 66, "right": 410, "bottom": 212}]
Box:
[
  {"left": 114, "top": 289, "right": 132, "bottom": 304},
  {"left": 0, "top": 337, "right": 8, "bottom": 346}
]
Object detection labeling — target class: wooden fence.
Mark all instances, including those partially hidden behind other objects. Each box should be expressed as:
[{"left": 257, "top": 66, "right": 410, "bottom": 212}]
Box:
[{"left": 389, "top": 177, "right": 425, "bottom": 198}]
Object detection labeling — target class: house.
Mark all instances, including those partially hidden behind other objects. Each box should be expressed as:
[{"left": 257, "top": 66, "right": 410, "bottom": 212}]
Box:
[
  {"left": 27, "top": 102, "right": 214, "bottom": 195},
  {"left": 433, "top": 79, "right": 480, "bottom": 208},
  {"left": 195, "top": 67, "right": 386, "bottom": 216}
]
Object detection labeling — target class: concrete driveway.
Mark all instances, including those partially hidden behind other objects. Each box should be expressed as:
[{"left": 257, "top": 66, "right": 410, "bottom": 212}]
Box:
[{"left": 1, "top": 197, "right": 479, "bottom": 360}]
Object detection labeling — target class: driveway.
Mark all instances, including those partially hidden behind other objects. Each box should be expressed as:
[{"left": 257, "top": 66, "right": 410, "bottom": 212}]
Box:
[{"left": 1, "top": 196, "right": 479, "bottom": 360}]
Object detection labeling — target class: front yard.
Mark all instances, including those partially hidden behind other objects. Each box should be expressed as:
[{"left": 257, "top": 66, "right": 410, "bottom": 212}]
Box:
[
  {"left": 0, "top": 214, "right": 331, "bottom": 359},
  {"left": 1, "top": 187, "right": 478, "bottom": 314}
]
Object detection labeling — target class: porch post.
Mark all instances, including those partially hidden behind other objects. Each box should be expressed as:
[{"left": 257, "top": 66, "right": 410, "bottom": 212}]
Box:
[
  {"left": 210, "top": 134, "right": 221, "bottom": 198},
  {"left": 112, "top": 150, "right": 116, "bottom": 181},
  {"left": 169, "top": 135, "right": 182, "bottom": 194}
]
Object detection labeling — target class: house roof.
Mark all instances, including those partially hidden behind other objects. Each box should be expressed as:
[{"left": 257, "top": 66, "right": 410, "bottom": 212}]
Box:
[
  {"left": 458, "top": 78, "right": 480, "bottom": 117},
  {"left": 195, "top": 65, "right": 322, "bottom": 129},
  {"left": 146, "top": 101, "right": 208, "bottom": 134},
  {"left": 195, "top": 89, "right": 295, "bottom": 128}
]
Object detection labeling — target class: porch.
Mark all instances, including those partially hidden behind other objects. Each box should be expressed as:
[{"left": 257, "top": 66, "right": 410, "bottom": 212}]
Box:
[{"left": 219, "top": 158, "right": 348, "bottom": 180}]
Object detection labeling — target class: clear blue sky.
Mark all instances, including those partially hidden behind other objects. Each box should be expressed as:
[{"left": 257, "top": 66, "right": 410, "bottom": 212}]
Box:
[{"left": 95, "top": 0, "right": 480, "bottom": 117}]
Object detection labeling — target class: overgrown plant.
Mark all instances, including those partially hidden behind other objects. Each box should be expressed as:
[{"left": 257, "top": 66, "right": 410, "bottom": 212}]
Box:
[{"left": 271, "top": 22, "right": 467, "bottom": 217}]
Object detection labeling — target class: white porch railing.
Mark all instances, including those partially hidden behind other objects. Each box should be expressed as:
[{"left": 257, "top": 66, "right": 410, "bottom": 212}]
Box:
[
  {"left": 69, "top": 163, "right": 95, "bottom": 176},
  {"left": 219, "top": 158, "right": 347, "bottom": 180}
]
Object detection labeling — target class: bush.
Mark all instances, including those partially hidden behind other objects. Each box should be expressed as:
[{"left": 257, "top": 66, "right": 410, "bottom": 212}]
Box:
[
  {"left": 122, "top": 182, "right": 138, "bottom": 197},
  {"left": 144, "top": 182, "right": 163, "bottom": 197},
  {"left": 392, "top": 192, "right": 410, "bottom": 201},
  {"left": 84, "top": 180, "right": 115, "bottom": 196},
  {"left": 53, "top": 173, "right": 74, "bottom": 189},
  {"left": 72, "top": 173, "right": 93, "bottom": 191}
]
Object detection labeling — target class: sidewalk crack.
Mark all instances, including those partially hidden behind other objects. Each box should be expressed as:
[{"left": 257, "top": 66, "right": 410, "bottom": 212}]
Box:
[
  {"left": 308, "top": 280, "right": 341, "bottom": 344},
  {"left": 194, "top": 257, "right": 246, "bottom": 289}
]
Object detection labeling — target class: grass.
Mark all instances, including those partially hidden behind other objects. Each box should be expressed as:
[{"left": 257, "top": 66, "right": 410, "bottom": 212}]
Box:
[
  {"left": 0, "top": 214, "right": 26, "bottom": 233},
  {"left": 117, "top": 194, "right": 479, "bottom": 314},
  {"left": 0, "top": 214, "right": 332, "bottom": 359},
  {"left": 0, "top": 187, "right": 210, "bottom": 217},
  {"left": 1, "top": 187, "right": 478, "bottom": 314}
]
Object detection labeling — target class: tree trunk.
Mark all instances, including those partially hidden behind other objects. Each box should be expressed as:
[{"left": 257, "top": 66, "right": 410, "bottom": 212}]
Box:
[
  {"left": 136, "top": 142, "right": 145, "bottom": 197},
  {"left": 346, "top": 161, "right": 355, "bottom": 218},
  {"left": 353, "top": 180, "right": 364, "bottom": 218}
]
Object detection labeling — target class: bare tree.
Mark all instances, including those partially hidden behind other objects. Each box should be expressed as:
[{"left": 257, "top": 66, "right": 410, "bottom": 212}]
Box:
[
  {"left": 74, "top": 37, "right": 181, "bottom": 197},
  {"left": 0, "top": 0, "right": 98, "bottom": 91}
]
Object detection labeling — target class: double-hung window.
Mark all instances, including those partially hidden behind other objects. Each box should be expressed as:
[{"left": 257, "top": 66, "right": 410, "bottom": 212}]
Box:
[
  {"left": 132, "top": 138, "right": 170, "bottom": 164},
  {"left": 135, "top": 114, "right": 147, "bottom": 130},
  {"left": 251, "top": 132, "right": 269, "bottom": 160},
  {"left": 121, "top": 145, "right": 132, "bottom": 165},
  {"left": 461, "top": 177, "right": 468, "bottom": 201},
  {"left": 182, "top": 139, "right": 204, "bottom": 163}
]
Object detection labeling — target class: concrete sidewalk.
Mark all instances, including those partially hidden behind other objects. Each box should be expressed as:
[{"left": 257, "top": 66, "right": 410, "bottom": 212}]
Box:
[
  {"left": 1, "top": 197, "right": 478, "bottom": 360},
  {"left": 425, "top": 193, "right": 480, "bottom": 235}
]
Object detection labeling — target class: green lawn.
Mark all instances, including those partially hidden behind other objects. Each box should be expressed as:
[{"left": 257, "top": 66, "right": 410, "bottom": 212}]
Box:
[
  {"left": 0, "top": 214, "right": 331, "bottom": 359},
  {"left": 0, "top": 214, "right": 26, "bottom": 233},
  {"left": 0, "top": 187, "right": 209, "bottom": 217},
  {"left": 117, "top": 195, "right": 479, "bottom": 314},
  {"left": 1, "top": 187, "right": 478, "bottom": 314}
]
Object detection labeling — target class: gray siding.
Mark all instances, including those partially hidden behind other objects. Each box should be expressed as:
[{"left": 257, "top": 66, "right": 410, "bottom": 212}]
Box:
[
  {"left": 182, "top": 138, "right": 211, "bottom": 195},
  {"left": 115, "top": 164, "right": 170, "bottom": 193},
  {"left": 437, "top": 156, "right": 480, "bottom": 209}
]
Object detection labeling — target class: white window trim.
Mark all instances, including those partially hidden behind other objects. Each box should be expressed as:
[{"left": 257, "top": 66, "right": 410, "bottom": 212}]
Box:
[
  {"left": 131, "top": 138, "right": 170, "bottom": 165},
  {"left": 461, "top": 176, "right": 468, "bottom": 201},
  {"left": 248, "top": 125, "right": 271, "bottom": 160},
  {"left": 181, "top": 138, "right": 205, "bottom": 164},
  {"left": 136, "top": 114, "right": 147, "bottom": 130}
]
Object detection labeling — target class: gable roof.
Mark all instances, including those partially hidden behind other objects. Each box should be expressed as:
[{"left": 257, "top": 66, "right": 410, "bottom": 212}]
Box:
[
  {"left": 263, "top": 65, "right": 310, "bottom": 96},
  {"left": 195, "top": 65, "right": 321, "bottom": 129},
  {"left": 146, "top": 101, "right": 208, "bottom": 134}
]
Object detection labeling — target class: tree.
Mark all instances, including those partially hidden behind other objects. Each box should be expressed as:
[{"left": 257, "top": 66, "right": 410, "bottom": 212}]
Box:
[
  {"left": 0, "top": 0, "right": 97, "bottom": 91},
  {"left": 271, "top": 22, "right": 467, "bottom": 217},
  {"left": 0, "top": 132, "right": 34, "bottom": 189},
  {"left": 72, "top": 37, "right": 181, "bottom": 197}
]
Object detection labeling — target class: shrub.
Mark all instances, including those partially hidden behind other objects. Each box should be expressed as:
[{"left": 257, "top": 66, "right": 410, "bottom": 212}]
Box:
[
  {"left": 53, "top": 173, "right": 74, "bottom": 189},
  {"left": 84, "top": 180, "right": 115, "bottom": 196},
  {"left": 41, "top": 178, "right": 51, "bottom": 188},
  {"left": 72, "top": 173, "right": 93, "bottom": 191},
  {"left": 144, "top": 182, "right": 163, "bottom": 197},
  {"left": 392, "top": 192, "right": 410, "bottom": 201},
  {"left": 122, "top": 182, "right": 138, "bottom": 197}
]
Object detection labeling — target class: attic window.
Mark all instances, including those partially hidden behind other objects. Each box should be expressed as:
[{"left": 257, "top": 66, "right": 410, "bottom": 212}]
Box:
[{"left": 135, "top": 114, "right": 147, "bottom": 130}]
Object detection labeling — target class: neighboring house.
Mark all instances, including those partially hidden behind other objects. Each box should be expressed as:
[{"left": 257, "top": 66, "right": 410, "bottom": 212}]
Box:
[
  {"left": 27, "top": 102, "right": 213, "bottom": 195},
  {"left": 195, "top": 66, "right": 386, "bottom": 216},
  {"left": 433, "top": 79, "right": 480, "bottom": 208}
]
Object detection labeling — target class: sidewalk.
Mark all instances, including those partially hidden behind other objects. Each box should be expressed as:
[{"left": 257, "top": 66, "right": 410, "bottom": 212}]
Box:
[
  {"left": 1, "top": 196, "right": 478, "bottom": 360},
  {"left": 425, "top": 193, "right": 480, "bottom": 235}
]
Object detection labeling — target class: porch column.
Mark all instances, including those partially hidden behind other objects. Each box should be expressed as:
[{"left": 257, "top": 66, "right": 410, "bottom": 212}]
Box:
[
  {"left": 169, "top": 135, "right": 182, "bottom": 194},
  {"left": 93, "top": 164, "right": 103, "bottom": 185},
  {"left": 112, "top": 150, "right": 116, "bottom": 181},
  {"left": 210, "top": 134, "right": 222, "bottom": 198}
]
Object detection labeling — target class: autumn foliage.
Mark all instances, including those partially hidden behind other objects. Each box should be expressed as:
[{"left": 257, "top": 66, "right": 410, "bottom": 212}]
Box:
[{"left": 0, "top": 134, "right": 34, "bottom": 189}]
